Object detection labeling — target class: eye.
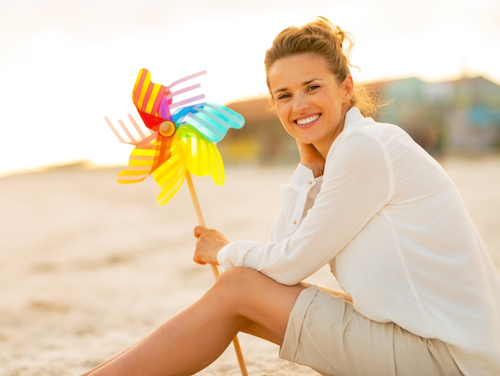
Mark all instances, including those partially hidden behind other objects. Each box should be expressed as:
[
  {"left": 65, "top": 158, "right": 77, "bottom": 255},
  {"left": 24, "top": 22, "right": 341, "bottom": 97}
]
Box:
[
  {"left": 307, "top": 85, "right": 320, "bottom": 92},
  {"left": 277, "top": 93, "right": 291, "bottom": 100}
]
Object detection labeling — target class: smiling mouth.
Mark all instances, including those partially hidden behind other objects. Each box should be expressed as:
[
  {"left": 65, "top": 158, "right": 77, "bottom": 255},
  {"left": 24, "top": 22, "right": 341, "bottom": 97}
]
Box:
[{"left": 295, "top": 114, "right": 320, "bottom": 126}]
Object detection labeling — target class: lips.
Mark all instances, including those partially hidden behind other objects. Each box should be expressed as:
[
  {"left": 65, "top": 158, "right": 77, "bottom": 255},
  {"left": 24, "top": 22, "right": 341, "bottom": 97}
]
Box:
[{"left": 294, "top": 114, "right": 320, "bottom": 128}]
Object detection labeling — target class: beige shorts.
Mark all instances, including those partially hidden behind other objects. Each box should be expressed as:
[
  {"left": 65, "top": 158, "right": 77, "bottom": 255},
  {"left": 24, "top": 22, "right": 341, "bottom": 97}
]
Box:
[{"left": 280, "top": 285, "right": 463, "bottom": 376}]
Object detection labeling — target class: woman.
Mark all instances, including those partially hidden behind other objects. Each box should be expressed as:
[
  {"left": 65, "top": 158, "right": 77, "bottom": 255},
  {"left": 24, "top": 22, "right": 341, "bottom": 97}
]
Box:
[{"left": 85, "top": 17, "right": 500, "bottom": 375}]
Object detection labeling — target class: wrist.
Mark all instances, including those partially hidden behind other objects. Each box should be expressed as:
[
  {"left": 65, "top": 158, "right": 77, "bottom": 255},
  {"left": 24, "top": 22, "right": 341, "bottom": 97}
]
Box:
[
  {"left": 311, "top": 165, "right": 324, "bottom": 178},
  {"left": 214, "top": 241, "right": 229, "bottom": 265},
  {"left": 301, "top": 161, "right": 323, "bottom": 178}
]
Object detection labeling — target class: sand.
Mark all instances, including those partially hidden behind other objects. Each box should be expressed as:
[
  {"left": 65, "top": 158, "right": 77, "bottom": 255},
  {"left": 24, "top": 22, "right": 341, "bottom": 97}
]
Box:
[{"left": 1, "top": 156, "right": 499, "bottom": 375}]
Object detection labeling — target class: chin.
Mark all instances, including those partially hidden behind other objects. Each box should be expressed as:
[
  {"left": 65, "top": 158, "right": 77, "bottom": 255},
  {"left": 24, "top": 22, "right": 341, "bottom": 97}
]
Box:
[{"left": 295, "top": 132, "right": 320, "bottom": 145}]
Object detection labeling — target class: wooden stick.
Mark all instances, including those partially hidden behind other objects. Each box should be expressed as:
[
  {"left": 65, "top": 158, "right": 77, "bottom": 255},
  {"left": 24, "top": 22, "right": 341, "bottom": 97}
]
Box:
[{"left": 185, "top": 171, "right": 249, "bottom": 376}]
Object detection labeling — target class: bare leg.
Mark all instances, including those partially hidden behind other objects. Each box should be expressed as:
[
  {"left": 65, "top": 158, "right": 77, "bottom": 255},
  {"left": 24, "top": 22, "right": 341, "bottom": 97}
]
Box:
[
  {"left": 85, "top": 267, "right": 308, "bottom": 376},
  {"left": 80, "top": 336, "right": 147, "bottom": 376},
  {"left": 81, "top": 282, "right": 351, "bottom": 376}
]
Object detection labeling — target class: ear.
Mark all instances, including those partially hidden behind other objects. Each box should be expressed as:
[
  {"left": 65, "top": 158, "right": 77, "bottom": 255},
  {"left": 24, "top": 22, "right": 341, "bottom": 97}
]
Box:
[{"left": 342, "top": 75, "right": 354, "bottom": 103}]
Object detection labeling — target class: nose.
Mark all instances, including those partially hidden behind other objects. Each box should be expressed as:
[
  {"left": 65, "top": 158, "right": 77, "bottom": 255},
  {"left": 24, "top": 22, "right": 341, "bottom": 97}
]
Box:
[{"left": 292, "top": 93, "right": 309, "bottom": 113}]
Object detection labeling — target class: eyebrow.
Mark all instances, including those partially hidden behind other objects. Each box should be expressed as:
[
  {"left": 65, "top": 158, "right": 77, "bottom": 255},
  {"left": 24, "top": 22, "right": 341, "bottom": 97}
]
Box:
[{"left": 272, "top": 78, "right": 322, "bottom": 96}]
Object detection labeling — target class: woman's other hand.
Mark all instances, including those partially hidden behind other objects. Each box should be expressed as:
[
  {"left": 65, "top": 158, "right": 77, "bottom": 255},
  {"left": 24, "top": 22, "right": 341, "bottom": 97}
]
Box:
[
  {"left": 193, "top": 226, "right": 229, "bottom": 265},
  {"left": 297, "top": 141, "right": 325, "bottom": 178}
]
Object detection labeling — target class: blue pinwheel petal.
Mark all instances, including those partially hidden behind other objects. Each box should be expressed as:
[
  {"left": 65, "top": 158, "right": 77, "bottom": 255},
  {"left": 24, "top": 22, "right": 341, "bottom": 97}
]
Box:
[{"left": 172, "top": 102, "right": 245, "bottom": 143}]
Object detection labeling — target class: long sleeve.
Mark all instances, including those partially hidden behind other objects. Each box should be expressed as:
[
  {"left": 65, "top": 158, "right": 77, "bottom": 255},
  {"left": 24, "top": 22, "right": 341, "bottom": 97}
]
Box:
[{"left": 217, "top": 129, "right": 392, "bottom": 285}]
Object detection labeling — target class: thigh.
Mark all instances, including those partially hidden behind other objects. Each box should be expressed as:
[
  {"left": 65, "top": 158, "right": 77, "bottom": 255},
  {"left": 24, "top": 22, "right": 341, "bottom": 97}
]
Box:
[
  {"left": 393, "top": 325, "right": 464, "bottom": 376},
  {"left": 280, "top": 286, "right": 463, "bottom": 376}
]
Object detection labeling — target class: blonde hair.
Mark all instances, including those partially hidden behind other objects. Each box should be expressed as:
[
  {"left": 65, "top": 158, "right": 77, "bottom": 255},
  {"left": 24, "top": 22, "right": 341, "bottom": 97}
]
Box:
[{"left": 264, "top": 17, "right": 379, "bottom": 117}]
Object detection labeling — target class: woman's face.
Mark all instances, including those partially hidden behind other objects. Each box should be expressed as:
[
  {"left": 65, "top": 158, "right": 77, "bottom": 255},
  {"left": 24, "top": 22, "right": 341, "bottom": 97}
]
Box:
[{"left": 268, "top": 53, "right": 353, "bottom": 158}]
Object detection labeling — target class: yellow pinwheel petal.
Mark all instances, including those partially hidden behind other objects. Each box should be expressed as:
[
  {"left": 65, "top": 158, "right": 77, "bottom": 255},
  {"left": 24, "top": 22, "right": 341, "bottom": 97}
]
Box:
[
  {"left": 177, "top": 124, "right": 225, "bottom": 186},
  {"left": 153, "top": 138, "right": 187, "bottom": 205},
  {"left": 117, "top": 146, "right": 156, "bottom": 184}
]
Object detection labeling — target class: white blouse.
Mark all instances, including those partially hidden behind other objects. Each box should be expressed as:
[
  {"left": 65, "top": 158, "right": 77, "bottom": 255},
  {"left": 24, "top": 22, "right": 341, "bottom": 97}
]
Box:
[{"left": 217, "top": 107, "right": 500, "bottom": 376}]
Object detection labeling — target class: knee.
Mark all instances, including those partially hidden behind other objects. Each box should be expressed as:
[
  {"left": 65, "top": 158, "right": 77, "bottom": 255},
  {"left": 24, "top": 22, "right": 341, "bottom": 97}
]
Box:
[
  {"left": 209, "top": 267, "right": 265, "bottom": 308},
  {"left": 209, "top": 267, "right": 265, "bottom": 325},
  {"left": 213, "top": 266, "right": 262, "bottom": 291}
]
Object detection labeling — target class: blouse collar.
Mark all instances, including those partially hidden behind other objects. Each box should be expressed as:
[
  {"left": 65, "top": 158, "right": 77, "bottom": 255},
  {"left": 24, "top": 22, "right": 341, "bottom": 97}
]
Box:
[{"left": 343, "top": 106, "right": 364, "bottom": 130}]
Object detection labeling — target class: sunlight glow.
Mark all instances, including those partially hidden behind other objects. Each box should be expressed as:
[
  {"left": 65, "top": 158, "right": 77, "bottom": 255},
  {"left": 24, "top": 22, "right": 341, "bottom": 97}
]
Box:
[{"left": 1, "top": 1, "right": 498, "bottom": 176}]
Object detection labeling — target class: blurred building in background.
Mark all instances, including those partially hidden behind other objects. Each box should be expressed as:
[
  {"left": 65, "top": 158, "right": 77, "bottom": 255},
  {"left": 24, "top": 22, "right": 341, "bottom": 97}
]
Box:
[
  {"left": 367, "top": 75, "right": 500, "bottom": 156},
  {"left": 223, "top": 76, "right": 500, "bottom": 164},
  {"left": 223, "top": 98, "right": 299, "bottom": 165}
]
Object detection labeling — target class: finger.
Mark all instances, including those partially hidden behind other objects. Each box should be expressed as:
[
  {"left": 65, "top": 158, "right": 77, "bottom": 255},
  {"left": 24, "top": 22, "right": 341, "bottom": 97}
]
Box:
[
  {"left": 192, "top": 252, "right": 207, "bottom": 265},
  {"left": 193, "top": 225, "right": 207, "bottom": 238},
  {"left": 193, "top": 257, "right": 206, "bottom": 265}
]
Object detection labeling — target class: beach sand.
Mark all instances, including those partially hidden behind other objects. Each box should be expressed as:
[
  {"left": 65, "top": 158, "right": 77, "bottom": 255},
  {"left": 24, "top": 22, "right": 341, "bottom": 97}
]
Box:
[{"left": 1, "top": 156, "right": 499, "bottom": 375}]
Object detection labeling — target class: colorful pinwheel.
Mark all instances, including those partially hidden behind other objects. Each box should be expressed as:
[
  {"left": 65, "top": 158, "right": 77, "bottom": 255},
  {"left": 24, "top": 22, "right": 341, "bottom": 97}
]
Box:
[
  {"left": 104, "top": 69, "right": 244, "bottom": 205},
  {"left": 104, "top": 69, "right": 248, "bottom": 376}
]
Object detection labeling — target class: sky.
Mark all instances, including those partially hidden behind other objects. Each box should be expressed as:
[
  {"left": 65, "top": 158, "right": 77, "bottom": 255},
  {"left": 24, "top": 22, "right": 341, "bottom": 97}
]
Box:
[{"left": 0, "top": 0, "right": 499, "bottom": 176}]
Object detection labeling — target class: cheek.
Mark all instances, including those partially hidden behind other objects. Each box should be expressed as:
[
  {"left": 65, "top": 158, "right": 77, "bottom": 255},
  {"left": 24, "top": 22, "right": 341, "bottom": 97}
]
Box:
[
  {"left": 275, "top": 104, "right": 289, "bottom": 125},
  {"left": 274, "top": 106, "right": 295, "bottom": 136}
]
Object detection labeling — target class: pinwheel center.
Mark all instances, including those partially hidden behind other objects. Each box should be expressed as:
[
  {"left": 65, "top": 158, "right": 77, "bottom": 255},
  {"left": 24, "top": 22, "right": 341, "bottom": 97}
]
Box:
[{"left": 159, "top": 121, "right": 176, "bottom": 137}]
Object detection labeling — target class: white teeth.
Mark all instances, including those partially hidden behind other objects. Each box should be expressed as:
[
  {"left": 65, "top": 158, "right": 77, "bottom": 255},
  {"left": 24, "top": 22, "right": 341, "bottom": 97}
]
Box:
[{"left": 296, "top": 115, "right": 319, "bottom": 125}]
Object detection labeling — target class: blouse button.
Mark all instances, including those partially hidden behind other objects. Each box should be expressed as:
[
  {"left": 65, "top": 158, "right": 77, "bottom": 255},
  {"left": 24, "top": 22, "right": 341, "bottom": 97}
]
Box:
[
  {"left": 308, "top": 181, "right": 312, "bottom": 185},
  {"left": 293, "top": 220, "right": 296, "bottom": 225}
]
